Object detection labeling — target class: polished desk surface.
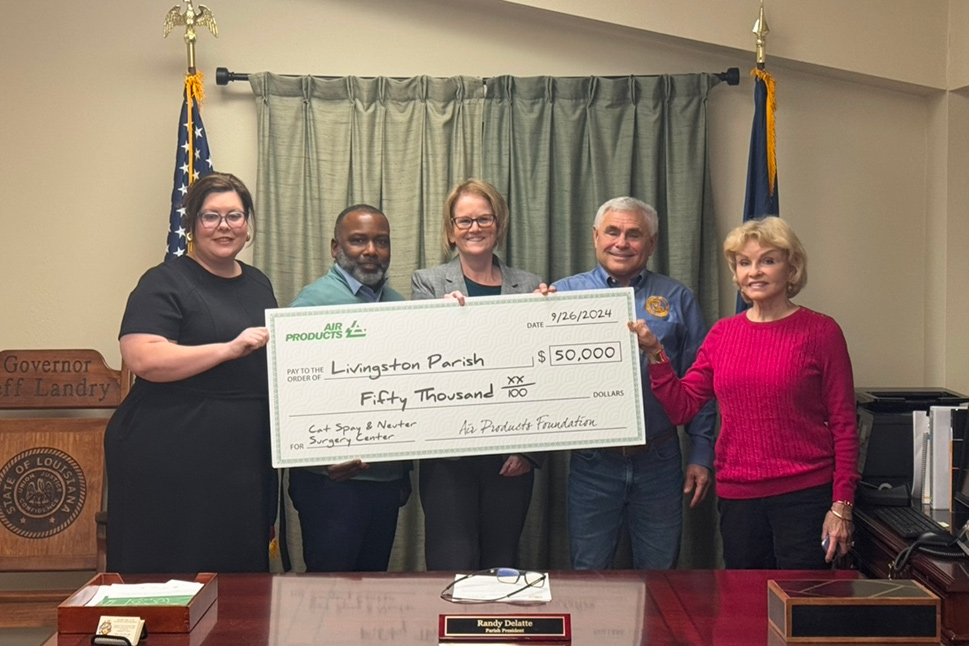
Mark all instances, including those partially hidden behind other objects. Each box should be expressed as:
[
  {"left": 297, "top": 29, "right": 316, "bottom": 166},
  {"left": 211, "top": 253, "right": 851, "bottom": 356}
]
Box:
[{"left": 43, "top": 569, "right": 896, "bottom": 646}]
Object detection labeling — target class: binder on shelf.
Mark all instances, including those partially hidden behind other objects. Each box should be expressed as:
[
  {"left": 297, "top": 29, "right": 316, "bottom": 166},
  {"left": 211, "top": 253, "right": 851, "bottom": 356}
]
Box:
[
  {"left": 921, "top": 405, "right": 969, "bottom": 510},
  {"left": 912, "top": 411, "right": 929, "bottom": 505},
  {"left": 928, "top": 407, "right": 956, "bottom": 510}
]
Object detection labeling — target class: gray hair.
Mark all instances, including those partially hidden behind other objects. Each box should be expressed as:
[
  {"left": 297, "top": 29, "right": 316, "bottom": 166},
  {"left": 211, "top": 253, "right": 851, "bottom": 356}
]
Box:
[{"left": 593, "top": 197, "right": 659, "bottom": 236}]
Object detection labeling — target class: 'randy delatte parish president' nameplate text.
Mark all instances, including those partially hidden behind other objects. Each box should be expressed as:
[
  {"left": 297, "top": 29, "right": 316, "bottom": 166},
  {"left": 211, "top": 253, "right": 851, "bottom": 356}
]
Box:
[{"left": 265, "top": 289, "right": 645, "bottom": 467}]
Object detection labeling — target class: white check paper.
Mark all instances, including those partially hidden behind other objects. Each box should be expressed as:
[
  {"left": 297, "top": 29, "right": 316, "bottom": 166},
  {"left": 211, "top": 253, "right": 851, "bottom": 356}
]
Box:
[{"left": 266, "top": 289, "right": 645, "bottom": 467}]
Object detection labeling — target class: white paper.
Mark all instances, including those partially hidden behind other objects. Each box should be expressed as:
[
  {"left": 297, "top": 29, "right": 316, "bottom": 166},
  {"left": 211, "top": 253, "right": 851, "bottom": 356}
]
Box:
[
  {"left": 450, "top": 573, "right": 552, "bottom": 603},
  {"left": 84, "top": 580, "right": 204, "bottom": 606},
  {"left": 266, "top": 289, "right": 646, "bottom": 467}
]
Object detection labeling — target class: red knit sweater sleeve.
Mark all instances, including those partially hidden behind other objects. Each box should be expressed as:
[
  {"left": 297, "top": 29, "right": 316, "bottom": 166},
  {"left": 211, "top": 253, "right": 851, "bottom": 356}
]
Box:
[
  {"left": 817, "top": 318, "right": 860, "bottom": 504},
  {"left": 649, "top": 322, "right": 719, "bottom": 425}
]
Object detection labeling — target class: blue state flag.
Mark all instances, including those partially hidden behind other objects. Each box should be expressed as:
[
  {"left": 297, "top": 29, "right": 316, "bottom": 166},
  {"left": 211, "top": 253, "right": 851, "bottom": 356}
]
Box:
[
  {"left": 743, "top": 68, "right": 779, "bottom": 221},
  {"left": 166, "top": 74, "right": 214, "bottom": 260},
  {"left": 738, "top": 68, "right": 779, "bottom": 312}
]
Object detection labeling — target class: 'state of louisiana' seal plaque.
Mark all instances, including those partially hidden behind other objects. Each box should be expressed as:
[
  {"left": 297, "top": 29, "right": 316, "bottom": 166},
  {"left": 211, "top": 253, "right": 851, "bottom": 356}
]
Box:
[{"left": 0, "top": 446, "right": 87, "bottom": 539}]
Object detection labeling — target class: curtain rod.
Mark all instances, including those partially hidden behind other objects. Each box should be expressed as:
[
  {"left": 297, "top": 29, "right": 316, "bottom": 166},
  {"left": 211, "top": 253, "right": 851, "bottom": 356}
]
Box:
[{"left": 215, "top": 66, "right": 740, "bottom": 86}]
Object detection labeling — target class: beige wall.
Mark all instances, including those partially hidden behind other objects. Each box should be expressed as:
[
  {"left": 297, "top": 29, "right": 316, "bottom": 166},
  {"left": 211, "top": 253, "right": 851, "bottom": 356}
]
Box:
[
  {"left": 951, "top": 1, "right": 969, "bottom": 89},
  {"left": 506, "top": 0, "right": 951, "bottom": 89},
  {"left": 1, "top": 0, "right": 966, "bottom": 393}
]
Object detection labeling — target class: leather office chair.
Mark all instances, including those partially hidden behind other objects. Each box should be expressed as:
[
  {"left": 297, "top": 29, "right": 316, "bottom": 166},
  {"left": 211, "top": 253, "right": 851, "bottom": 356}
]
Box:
[{"left": 0, "top": 349, "right": 129, "bottom": 628}]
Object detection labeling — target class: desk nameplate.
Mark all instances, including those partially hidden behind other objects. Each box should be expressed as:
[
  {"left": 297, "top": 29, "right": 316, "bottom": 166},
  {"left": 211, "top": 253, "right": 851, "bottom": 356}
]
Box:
[{"left": 439, "top": 614, "right": 571, "bottom": 642}]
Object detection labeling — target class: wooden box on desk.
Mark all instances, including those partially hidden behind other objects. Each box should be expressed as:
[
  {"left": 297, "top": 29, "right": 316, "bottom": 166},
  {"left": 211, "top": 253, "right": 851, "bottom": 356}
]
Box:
[
  {"left": 767, "top": 579, "right": 940, "bottom": 643},
  {"left": 57, "top": 573, "right": 218, "bottom": 634}
]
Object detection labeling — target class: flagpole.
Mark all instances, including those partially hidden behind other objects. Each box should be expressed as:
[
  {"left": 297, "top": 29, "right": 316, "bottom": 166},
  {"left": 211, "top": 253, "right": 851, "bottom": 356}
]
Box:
[
  {"left": 163, "top": 0, "right": 219, "bottom": 184},
  {"left": 163, "top": 2, "right": 218, "bottom": 261},
  {"left": 749, "top": 1, "right": 777, "bottom": 212},
  {"left": 737, "top": 1, "right": 779, "bottom": 312}
]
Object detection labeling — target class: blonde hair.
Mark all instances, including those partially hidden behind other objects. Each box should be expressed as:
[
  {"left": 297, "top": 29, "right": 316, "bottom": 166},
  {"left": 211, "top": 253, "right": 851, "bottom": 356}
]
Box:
[
  {"left": 441, "top": 179, "right": 509, "bottom": 255},
  {"left": 723, "top": 216, "right": 807, "bottom": 302}
]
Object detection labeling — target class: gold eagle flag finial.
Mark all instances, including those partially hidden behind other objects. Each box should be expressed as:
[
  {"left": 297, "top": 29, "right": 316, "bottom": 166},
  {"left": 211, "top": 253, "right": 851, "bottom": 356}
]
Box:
[{"left": 163, "top": 1, "right": 219, "bottom": 74}]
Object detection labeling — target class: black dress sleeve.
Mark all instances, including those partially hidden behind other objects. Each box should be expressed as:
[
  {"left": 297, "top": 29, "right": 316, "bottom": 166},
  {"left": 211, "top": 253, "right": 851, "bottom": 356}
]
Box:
[{"left": 118, "top": 262, "right": 184, "bottom": 341}]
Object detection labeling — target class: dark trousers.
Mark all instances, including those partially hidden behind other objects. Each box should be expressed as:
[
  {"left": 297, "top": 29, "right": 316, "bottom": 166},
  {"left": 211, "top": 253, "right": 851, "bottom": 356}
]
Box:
[
  {"left": 420, "top": 456, "right": 534, "bottom": 571},
  {"left": 718, "top": 483, "right": 832, "bottom": 570},
  {"left": 288, "top": 469, "right": 403, "bottom": 572}
]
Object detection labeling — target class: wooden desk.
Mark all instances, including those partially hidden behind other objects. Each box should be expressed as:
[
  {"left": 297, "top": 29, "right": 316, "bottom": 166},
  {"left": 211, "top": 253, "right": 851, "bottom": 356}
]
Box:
[
  {"left": 853, "top": 508, "right": 969, "bottom": 645},
  {"left": 39, "top": 569, "right": 881, "bottom": 646}
]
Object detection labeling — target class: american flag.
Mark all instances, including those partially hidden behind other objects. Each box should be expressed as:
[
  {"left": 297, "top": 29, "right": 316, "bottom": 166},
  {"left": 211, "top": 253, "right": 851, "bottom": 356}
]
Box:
[{"left": 166, "top": 74, "right": 213, "bottom": 260}]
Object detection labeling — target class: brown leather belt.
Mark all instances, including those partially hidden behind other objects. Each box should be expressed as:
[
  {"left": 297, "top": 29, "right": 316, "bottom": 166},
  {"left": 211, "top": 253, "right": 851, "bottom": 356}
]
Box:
[{"left": 604, "top": 427, "right": 678, "bottom": 458}]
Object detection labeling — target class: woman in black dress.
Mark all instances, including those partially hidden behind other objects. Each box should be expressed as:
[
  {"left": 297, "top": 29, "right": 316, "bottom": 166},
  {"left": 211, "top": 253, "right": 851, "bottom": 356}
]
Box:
[{"left": 105, "top": 173, "right": 278, "bottom": 573}]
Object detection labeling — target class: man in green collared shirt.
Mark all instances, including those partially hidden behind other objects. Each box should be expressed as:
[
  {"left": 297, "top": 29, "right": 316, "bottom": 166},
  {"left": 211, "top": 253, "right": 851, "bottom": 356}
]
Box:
[{"left": 287, "top": 204, "right": 411, "bottom": 572}]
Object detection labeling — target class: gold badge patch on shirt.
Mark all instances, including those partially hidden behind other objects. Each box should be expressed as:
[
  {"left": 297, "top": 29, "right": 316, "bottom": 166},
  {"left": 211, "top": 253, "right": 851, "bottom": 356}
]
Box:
[{"left": 645, "top": 296, "right": 670, "bottom": 318}]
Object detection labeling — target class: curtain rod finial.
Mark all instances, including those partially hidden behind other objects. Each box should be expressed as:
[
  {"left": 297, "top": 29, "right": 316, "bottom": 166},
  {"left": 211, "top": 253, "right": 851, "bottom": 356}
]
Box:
[
  {"left": 216, "top": 67, "right": 249, "bottom": 85},
  {"left": 719, "top": 68, "right": 740, "bottom": 86}
]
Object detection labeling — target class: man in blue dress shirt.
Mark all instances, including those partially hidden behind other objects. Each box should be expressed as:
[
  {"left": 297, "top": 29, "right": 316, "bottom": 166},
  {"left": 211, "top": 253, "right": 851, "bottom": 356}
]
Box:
[{"left": 550, "top": 196, "right": 716, "bottom": 569}]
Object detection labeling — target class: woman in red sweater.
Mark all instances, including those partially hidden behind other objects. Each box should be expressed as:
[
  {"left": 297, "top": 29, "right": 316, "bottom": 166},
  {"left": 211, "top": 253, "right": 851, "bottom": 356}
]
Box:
[{"left": 630, "top": 216, "right": 858, "bottom": 569}]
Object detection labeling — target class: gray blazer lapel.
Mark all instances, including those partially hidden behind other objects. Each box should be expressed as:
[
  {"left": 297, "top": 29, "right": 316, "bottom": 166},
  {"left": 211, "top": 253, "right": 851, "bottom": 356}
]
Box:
[
  {"left": 443, "top": 257, "right": 467, "bottom": 295},
  {"left": 498, "top": 262, "right": 519, "bottom": 294}
]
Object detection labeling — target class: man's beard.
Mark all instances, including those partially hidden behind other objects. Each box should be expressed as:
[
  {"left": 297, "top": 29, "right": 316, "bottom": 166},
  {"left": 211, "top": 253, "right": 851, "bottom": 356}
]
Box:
[{"left": 336, "top": 247, "right": 388, "bottom": 287}]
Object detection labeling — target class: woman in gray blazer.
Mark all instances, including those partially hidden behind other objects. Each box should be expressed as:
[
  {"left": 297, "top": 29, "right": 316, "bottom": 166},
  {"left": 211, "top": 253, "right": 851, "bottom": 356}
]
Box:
[{"left": 411, "top": 179, "right": 543, "bottom": 571}]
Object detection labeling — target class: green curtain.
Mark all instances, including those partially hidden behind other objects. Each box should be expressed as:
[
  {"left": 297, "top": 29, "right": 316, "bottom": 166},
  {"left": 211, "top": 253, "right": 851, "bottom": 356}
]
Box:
[
  {"left": 250, "top": 72, "right": 484, "bottom": 572},
  {"left": 250, "top": 72, "right": 722, "bottom": 572},
  {"left": 482, "top": 74, "right": 722, "bottom": 570},
  {"left": 250, "top": 73, "right": 485, "bottom": 307}
]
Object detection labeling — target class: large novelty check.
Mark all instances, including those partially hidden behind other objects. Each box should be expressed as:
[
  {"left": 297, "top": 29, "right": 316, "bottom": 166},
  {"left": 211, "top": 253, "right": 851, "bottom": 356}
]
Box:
[{"left": 265, "top": 289, "right": 645, "bottom": 468}]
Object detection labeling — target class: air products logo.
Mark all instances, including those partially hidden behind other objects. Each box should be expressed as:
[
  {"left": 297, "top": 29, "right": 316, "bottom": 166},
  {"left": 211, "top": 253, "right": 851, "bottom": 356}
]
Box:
[{"left": 285, "top": 320, "right": 367, "bottom": 342}]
